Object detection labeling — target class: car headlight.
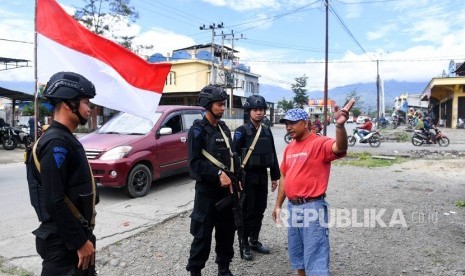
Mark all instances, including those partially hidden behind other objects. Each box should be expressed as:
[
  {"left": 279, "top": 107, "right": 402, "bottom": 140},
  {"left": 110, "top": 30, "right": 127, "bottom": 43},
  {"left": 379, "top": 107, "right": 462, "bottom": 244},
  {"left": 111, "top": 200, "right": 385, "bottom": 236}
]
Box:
[{"left": 100, "top": 146, "right": 132, "bottom": 160}]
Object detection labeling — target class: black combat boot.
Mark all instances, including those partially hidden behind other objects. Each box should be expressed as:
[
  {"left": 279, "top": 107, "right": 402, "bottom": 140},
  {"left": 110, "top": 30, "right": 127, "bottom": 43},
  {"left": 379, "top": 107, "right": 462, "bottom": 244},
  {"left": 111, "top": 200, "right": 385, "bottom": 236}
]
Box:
[
  {"left": 190, "top": 271, "right": 202, "bottom": 276},
  {"left": 218, "top": 264, "right": 234, "bottom": 276},
  {"left": 242, "top": 241, "right": 252, "bottom": 261},
  {"left": 250, "top": 239, "right": 270, "bottom": 254}
]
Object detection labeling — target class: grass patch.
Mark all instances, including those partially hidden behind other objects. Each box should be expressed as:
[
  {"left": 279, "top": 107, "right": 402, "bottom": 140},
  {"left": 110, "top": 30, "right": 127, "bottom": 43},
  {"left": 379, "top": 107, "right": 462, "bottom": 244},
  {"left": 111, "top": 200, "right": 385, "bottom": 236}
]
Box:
[
  {"left": 394, "top": 131, "right": 410, "bottom": 142},
  {"left": 455, "top": 200, "right": 465, "bottom": 207},
  {"left": 335, "top": 151, "right": 409, "bottom": 168}
]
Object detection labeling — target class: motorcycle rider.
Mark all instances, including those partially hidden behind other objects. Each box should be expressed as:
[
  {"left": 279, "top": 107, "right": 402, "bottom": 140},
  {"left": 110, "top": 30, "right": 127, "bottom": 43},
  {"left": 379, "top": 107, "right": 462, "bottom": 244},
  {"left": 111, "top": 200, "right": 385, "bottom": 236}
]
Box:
[
  {"left": 313, "top": 115, "right": 323, "bottom": 134},
  {"left": 356, "top": 117, "right": 372, "bottom": 141}
]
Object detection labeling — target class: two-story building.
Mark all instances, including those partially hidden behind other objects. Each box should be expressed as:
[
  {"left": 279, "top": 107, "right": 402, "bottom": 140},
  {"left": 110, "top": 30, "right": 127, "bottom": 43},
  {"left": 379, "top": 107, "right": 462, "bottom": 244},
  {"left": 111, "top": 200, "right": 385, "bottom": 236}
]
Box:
[{"left": 149, "top": 43, "right": 264, "bottom": 129}]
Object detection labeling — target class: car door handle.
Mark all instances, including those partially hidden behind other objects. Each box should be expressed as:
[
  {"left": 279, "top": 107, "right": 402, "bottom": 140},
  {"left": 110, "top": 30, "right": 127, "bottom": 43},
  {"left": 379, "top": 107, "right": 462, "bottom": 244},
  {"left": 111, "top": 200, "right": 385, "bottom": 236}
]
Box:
[{"left": 180, "top": 137, "right": 187, "bottom": 143}]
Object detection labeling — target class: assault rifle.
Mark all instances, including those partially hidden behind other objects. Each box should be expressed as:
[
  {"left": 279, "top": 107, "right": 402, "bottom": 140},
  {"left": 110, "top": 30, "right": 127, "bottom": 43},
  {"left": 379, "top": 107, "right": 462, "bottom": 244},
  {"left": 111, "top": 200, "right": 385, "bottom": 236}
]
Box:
[{"left": 215, "top": 156, "right": 245, "bottom": 259}]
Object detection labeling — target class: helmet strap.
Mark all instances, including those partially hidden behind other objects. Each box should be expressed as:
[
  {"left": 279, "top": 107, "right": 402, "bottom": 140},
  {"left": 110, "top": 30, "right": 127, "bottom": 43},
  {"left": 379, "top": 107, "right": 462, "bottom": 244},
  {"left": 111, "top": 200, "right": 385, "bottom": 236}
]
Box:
[{"left": 64, "top": 99, "right": 88, "bottom": 125}]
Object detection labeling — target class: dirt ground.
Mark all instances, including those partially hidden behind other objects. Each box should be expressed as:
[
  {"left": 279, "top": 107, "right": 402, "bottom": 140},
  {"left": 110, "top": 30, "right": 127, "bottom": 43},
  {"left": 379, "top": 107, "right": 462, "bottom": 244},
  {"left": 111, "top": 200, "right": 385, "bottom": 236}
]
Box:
[{"left": 93, "top": 157, "right": 465, "bottom": 276}]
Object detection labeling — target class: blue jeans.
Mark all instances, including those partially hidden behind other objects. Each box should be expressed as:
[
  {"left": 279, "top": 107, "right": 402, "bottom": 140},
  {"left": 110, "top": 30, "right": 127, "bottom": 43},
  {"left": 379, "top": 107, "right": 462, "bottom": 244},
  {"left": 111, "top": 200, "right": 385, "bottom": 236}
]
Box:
[
  {"left": 357, "top": 130, "right": 369, "bottom": 139},
  {"left": 287, "top": 199, "right": 329, "bottom": 276}
]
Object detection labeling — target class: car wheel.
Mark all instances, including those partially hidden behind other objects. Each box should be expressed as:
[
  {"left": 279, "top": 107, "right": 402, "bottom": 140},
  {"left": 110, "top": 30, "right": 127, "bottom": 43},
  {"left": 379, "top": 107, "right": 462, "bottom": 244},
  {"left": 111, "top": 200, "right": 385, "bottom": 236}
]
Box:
[
  {"left": 347, "top": 136, "right": 356, "bottom": 147},
  {"left": 437, "top": 137, "right": 450, "bottom": 147},
  {"left": 125, "top": 164, "right": 152, "bottom": 198}
]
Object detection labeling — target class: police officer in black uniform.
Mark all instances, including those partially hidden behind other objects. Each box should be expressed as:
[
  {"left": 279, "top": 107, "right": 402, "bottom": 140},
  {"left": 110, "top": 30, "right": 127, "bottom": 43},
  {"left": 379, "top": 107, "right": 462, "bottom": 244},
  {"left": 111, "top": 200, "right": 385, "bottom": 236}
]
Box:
[
  {"left": 233, "top": 95, "right": 280, "bottom": 260},
  {"left": 27, "top": 72, "right": 98, "bottom": 275},
  {"left": 186, "top": 85, "right": 236, "bottom": 276}
]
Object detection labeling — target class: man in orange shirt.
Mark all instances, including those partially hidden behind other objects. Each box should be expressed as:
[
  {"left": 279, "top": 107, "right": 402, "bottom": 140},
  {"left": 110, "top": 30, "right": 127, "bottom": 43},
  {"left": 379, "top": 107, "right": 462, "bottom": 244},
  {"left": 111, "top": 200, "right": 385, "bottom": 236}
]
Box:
[{"left": 273, "top": 100, "right": 354, "bottom": 276}]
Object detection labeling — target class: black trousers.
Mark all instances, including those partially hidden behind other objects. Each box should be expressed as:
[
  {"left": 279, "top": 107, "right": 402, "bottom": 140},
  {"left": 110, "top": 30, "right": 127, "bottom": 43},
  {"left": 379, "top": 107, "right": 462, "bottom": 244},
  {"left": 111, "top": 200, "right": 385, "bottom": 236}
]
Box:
[
  {"left": 36, "top": 233, "right": 96, "bottom": 276},
  {"left": 243, "top": 171, "right": 268, "bottom": 241},
  {"left": 186, "top": 197, "right": 236, "bottom": 272}
]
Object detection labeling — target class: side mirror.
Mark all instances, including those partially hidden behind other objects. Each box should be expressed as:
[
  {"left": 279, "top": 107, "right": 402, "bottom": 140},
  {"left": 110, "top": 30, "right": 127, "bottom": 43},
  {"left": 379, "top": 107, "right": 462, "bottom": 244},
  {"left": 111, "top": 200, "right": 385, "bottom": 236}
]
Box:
[{"left": 157, "top": 127, "right": 173, "bottom": 138}]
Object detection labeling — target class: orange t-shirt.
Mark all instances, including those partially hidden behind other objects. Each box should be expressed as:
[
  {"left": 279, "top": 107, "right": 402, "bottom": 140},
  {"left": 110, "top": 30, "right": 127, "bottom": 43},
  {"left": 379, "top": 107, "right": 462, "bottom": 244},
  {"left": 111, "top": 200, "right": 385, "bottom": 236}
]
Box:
[{"left": 280, "top": 134, "right": 345, "bottom": 198}]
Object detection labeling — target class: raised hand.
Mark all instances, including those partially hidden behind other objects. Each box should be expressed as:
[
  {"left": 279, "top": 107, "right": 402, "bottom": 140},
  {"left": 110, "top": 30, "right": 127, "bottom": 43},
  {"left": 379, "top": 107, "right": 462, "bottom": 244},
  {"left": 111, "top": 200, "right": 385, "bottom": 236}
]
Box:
[{"left": 333, "top": 98, "right": 355, "bottom": 126}]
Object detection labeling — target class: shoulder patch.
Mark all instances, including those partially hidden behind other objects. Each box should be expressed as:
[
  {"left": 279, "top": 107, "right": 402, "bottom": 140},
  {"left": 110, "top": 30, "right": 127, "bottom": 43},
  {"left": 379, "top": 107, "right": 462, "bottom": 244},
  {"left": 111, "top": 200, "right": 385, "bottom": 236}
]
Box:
[
  {"left": 234, "top": 129, "right": 243, "bottom": 141},
  {"left": 53, "top": 146, "right": 68, "bottom": 169}
]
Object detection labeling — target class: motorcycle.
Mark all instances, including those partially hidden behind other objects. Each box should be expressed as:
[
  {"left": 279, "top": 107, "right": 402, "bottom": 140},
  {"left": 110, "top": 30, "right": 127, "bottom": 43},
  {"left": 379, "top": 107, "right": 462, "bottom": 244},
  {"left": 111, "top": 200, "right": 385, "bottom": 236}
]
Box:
[
  {"left": 457, "top": 118, "right": 464, "bottom": 129},
  {"left": 411, "top": 126, "right": 449, "bottom": 147},
  {"left": 284, "top": 132, "right": 292, "bottom": 144},
  {"left": 391, "top": 115, "right": 406, "bottom": 129},
  {"left": 284, "top": 130, "right": 322, "bottom": 144},
  {"left": 0, "top": 125, "right": 18, "bottom": 150},
  {"left": 347, "top": 129, "right": 382, "bottom": 147},
  {"left": 12, "top": 125, "right": 32, "bottom": 148}
]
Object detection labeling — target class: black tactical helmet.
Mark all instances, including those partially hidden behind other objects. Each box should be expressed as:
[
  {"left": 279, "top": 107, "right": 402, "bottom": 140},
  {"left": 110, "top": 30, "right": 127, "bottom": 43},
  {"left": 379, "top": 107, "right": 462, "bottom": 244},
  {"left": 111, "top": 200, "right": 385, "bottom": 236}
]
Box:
[
  {"left": 43, "top": 72, "right": 96, "bottom": 104},
  {"left": 243, "top": 95, "right": 267, "bottom": 111},
  {"left": 198, "top": 85, "right": 228, "bottom": 109}
]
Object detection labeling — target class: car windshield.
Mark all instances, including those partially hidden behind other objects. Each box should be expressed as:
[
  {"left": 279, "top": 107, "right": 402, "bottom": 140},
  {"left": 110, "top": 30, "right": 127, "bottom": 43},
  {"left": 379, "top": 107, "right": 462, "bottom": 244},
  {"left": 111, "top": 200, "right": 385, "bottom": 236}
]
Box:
[{"left": 97, "top": 112, "right": 162, "bottom": 135}]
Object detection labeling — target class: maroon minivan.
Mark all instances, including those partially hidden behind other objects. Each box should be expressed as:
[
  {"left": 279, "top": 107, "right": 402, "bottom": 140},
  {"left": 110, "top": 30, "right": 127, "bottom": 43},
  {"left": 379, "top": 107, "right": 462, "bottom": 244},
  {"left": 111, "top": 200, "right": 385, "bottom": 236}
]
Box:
[{"left": 79, "top": 105, "right": 204, "bottom": 198}]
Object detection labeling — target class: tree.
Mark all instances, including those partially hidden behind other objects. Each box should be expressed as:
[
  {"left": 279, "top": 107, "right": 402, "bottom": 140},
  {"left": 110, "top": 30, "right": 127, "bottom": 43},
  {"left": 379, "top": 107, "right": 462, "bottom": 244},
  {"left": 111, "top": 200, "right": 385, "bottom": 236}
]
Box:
[
  {"left": 344, "top": 90, "right": 363, "bottom": 117},
  {"left": 277, "top": 98, "right": 294, "bottom": 112},
  {"left": 22, "top": 102, "right": 51, "bottom": 122},
  {"left": 291, "top": 75, "right": 309, "bottom": 108},
  {"left": 74, "top": 0, "right": 139, "bottom": 49}
]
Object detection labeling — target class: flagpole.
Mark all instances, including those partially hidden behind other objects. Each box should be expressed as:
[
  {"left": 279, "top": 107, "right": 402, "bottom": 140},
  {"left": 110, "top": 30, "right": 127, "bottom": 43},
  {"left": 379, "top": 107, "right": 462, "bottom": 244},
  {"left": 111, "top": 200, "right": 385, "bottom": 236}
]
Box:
[{"left": 33, "top": 0, "right": 39, "bottom": 141}]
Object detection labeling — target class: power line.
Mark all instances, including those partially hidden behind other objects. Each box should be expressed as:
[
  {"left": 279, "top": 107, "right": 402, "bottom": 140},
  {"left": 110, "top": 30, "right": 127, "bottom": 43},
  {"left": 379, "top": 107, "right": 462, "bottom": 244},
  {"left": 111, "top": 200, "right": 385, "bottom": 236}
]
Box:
[
  {"left": 229, "top": 0, "right": 321, "bottom": 33},
  {"left": 327, "top": 2, "right": 372, "bottom": 61},
  {"left": 242, "top": 56, "right": 465, "bottom": 64},
  {"left": 243, "top": 38, "right": 348, "bottom": 54},
  {"left": 0, "top": 38, "right": 33, "bottom": 44}
]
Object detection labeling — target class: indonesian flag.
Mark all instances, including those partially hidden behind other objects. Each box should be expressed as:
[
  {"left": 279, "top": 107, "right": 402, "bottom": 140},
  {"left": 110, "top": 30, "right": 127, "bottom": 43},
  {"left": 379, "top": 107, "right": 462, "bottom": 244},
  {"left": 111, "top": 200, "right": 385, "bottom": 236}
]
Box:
[{"left": 36, "top": 0, "right": 171, "bottom": 122}]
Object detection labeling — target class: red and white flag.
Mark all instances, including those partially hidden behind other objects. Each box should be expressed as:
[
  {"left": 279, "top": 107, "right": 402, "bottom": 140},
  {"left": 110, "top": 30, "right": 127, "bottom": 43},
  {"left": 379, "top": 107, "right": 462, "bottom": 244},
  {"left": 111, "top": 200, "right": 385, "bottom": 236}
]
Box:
[{"left": 36, "top": 0, "right": 171, "bottom": 122}]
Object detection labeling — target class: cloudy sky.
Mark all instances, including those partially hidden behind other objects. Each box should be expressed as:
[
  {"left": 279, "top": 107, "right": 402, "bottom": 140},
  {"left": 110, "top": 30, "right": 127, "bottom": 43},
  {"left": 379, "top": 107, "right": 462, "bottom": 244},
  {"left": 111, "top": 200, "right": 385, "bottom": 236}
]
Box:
[{"left": 1, "top": 0, "right": 465, "bottom": 91}]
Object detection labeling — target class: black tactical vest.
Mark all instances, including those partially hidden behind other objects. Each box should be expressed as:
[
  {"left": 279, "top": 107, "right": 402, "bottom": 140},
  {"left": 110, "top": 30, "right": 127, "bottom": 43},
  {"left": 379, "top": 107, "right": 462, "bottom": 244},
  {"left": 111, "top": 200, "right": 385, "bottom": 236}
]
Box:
[
  {"left": 26, "top": 127, "right": 95, "bottom": 223},
  {"left": 196, "top": 120, "right": 232, "bottom": 170},
  {"left": 242, "top": 124, "right": 275, "bottom": 169}
]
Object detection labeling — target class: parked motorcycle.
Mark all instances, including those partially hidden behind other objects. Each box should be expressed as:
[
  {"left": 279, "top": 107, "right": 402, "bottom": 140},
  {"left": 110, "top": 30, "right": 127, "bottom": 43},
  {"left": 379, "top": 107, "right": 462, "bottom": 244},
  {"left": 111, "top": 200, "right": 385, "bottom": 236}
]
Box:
[
  {"left": 0, "top": 125, "right": 18, "bottom": 150},
  {"left": 457, "top": 118, "right": 464, "bottom": 129},
  {"left": 347, "top": 129, "right": 382, "bottom": 147},
  {"left": 411, "top": 126, "right": 449, "bottom": 147},
  {"left": 12, "top": 125, "right": 32, "bottom": 148}
]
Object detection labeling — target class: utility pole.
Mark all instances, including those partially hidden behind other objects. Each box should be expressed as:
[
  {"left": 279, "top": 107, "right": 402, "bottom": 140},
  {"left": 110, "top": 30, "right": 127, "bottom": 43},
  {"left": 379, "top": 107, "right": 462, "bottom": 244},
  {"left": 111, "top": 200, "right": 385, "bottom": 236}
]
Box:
[
  {"left": 199, "top": 22, "right": 224, "bottom": 85},
  {"left": 223, "top": 30, "right": 244, "bottom": 109},
  {"left": 323, "top": 0, "right": 329, "bottom": 136},
  {"left": 376, "top": 59, "right": 380, "bottom": 125}
]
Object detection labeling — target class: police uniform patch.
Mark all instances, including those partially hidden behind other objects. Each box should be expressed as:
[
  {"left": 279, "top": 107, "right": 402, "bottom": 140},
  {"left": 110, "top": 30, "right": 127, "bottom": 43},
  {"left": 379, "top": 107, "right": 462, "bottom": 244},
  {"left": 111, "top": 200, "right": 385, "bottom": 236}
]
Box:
[
  {"left": 53, "top": 146, "right": 68, "bottom": 169},
  {"left": 234, "top": 130, "right": 242, "bottom": 140}
]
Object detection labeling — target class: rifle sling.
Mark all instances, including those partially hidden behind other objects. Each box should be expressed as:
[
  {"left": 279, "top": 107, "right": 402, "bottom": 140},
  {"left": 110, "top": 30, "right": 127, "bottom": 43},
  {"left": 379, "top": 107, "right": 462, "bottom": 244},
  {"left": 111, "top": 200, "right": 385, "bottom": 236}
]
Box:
[
  {"left": 240, "top": 124, "right": 262, "bottom": 169},
  {"left": 32, "top": 137, "right": 96, "bottom": 230},
  {"left": 202, "top": 123, "right": 235, "bottom": 173}
]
